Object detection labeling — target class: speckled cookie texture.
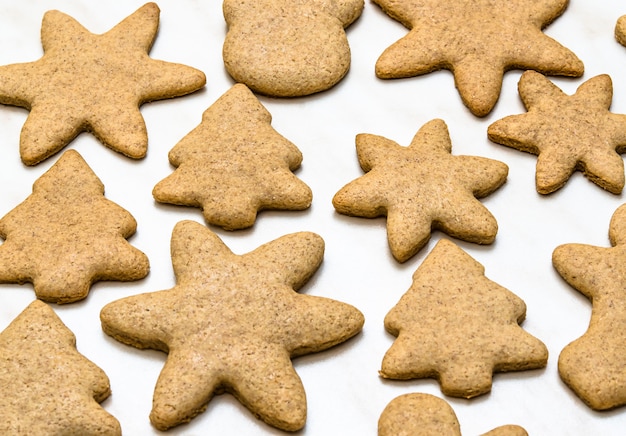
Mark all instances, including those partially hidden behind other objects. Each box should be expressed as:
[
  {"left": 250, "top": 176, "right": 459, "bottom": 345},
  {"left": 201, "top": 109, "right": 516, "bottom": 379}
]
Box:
[
  {"left": 488, "top": 71, "right": 626, "bottom": 194},
  {"left": 0, "top": 2, "right": 206, "bottom": 165},
  {"left": 100, "top": 220, "right": 364, "bottom": 431},
  {"left": 0, "top": 150, "right": 149, "bottom": 304},
  {"left": 616, "top": 14, "right": 626, "bottom": 46},
  {"left": 552, "top": 203, "right": 626, "bottom": 410},
  {"left": 372, "top": 0, "right": 584, "bottom": 116},
  {"left": 378, "top": 393, "right": 528, "bottom": 436},
  {"left": 0, "top": 300, "right": 120, "bottom": 435},
  {"left": 222, "top": 0, "right": 363, "bottom": 96},
  {"left": 380, "top": 239, "right": 548, "bottom": 398},
  {"left": 332, "top": 119, "right": 508, "bottom": 262},
  {"left": 152, "top": 83, "right": 312, "bottom": 230}
]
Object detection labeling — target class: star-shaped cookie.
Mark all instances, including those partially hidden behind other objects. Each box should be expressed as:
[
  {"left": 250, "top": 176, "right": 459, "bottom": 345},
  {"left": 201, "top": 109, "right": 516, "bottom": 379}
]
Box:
[
  {"left": 616, "top": 14, "right": 626, "bottom": 47},
  {"left": 0, "top": 149, "right": 150, "bottom": 303},
  {"left": 373, "top": 0, "right": 583, "bottom": 116},
  {"left": 332, "top": 119, "right": 508, "bottom": 262},
  {"left": 552, "top": 203, "right": 626, "bottom": 410},
  {"left": 0, "top": 3, "right": 206, "bottom": 165},
  {"left": 100, "top": 220, "right": 364, "bottom": 431},
  {"left": 488, "top": 71, "right": 626, "bottom": 194},
  {"left": 380, "top": 239, "right": 548, "bottom": 398},
  {"left": 0, "top": 300, "right": 120, "bottom": 435},
  {"left": 153, "top": 83, "right": 312, "bottom": 230}
]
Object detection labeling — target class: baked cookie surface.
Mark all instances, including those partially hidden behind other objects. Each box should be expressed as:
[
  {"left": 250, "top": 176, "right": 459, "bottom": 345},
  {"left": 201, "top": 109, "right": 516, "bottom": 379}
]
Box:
[
  {"left": 333, "top": 119, "right": 508, "bottom": 262},
  {"left": 0, "top": 2, "right": 206, "bottom": 165},
  {"left": 488, "top": 71, "right": 626, "bottom": 194},
  {"left": 380, "top": 239, "right": 548, "bottom": 398},
  {"left": 373, "top": 0, "right": 583, "bottom": 116},
  {"left": 0, "top": 300, "right": 120, "bottom": 435},
  {"left": 100, "top": 220, "right": 364, "bottom": 431},
  {"left": 0, "top": 149, "right": 149, "bottom": 304},
  {"left": 153, "top": 83, "right": 312, "bottom": 230}
]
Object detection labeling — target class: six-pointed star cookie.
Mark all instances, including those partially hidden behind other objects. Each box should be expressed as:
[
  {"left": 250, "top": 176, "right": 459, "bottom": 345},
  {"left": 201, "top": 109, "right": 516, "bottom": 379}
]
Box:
[
  {"left": 552, "top": 203, "right": 626, "bottom": 410},
  {"left": 380, "top": 239, "right": 548, "bottom": 398},
  {"left": 488, "top": 71, "right": 626, "bottom": 194},
  {"left": 373, "top": 0, "right": 583, "bottom": 116},
  {"left": 0, "top": 149, "right": 150, "bottom": 303},
  {"left": 0, "top": 300, "right": 120, "bottom": 435},
  {"left": 153, "top": 83, "right": 313, "bottom": 230},
  {"left": 100, "top": 220, "right": 364, "bottom": 431},
  {"left": 332, "top": 119, "right": 508, "bottom": 262},
  {"left": 0, "top": 2, "right": 206, "bottom": 165}
]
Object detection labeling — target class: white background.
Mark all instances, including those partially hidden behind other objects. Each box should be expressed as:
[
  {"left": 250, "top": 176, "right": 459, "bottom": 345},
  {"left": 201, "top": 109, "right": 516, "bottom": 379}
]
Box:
[{"left": 0, "top": 1, "right": 625, "bottom": 435}]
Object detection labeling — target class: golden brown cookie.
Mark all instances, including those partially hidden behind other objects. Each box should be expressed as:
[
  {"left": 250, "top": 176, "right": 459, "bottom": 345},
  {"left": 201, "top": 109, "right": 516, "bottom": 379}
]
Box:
[
  {"left": 488, "top": 71, "right": 626, "bottom": 194},
  {"left": 372, "top": 0, "right": 584, "bottom": 116},
  {"left": 0, "top": 300, "right": 120, "bottom": 435},
  {"left": 332, "top": 119, "right": 508, "bottom": 262},
  {"left": 0, "top": 3, "right": 206, "bottom": 165},
  {"left": 380, "top": 239, "right": 548, "bottom": 398},
  {"left": 0, "top": 149, "right": 149, "bottom": 304},
  {"left": 616, "top": 14, "right": 626, "bottom": 46},
  {"left": 378, "top": 393, "right": 528, "bottom": 436},
  {"left": 100, "top": 220, "right": 364, "bottom": 431},
  {"left": 552, "top": 202, "right": 626, "bottom": 410},
  {"left": 222, "top": 0, "right": 363, "bottom": 96},
  {"left": 152, "top": 83, "right": 312, "bottom": 230}
]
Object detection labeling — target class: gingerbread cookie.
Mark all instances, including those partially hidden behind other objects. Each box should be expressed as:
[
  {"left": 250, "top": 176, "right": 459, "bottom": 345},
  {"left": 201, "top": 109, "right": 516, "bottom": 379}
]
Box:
[
  {"left": 0, "top": 300, "right": 120, "bottom": 435},
  {"left": 0, "top": 3, "right": 206, "bottom": 165},
  {"left": 0, "top": 150, "right": 149, "bottom": 304},
  {"left": 153, "top": 84, "right": 312, "bottom": 230},
  {"left": 378, "top": 393, "right": 528, "bottom": 436},
  {"left": 332, "top": 119, "right": 508, "bottom": 262},
  {"left": 100, "top": 220, "right": 364, "bottom": 431},
  {"left": 372, "top": 0, "right": 584, "bottom": 116},
  {"left": 222, "top": 0, "right": 363, "bottom": 96},
  {"left": 488, "top": 71, "right": 626, "bottom": 194},
  {"left": 552, "top": 202, "right": 626, "bottom": 410},
  {"left": 380, "top": 239, "right": 548, "bottom": 398}
]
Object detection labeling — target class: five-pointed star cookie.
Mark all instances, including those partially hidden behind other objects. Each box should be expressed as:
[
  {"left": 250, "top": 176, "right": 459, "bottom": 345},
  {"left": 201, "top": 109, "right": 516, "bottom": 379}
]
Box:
[
  {"left": 488, "top": 71, "right": 626, "bottom": 194},
  {"left": 373, "top": 0, "right": 584, "bottom": 116},
  {"left": 552, "top": 203, "right": 626, "bottom": 410},
  {"left": 332, "top": 119, "right": 508, "bottom": 263},
  {"left": 0, "top": 2, "right": 206, "bottom": 165},
  {"left": 152, "top": 83, "right": 312, "bottom": 230},
  {"left": 0, "top": 300, "right": 120, "bottom": 435},
  {"left": 380, "top": 239, "right": 548, "bottom": 398},
  {"left": 616, "top": 14, "right": 626, "bottom": 47},
  {"left": 100, "top": 220, "right": 364, "bottom": 431},
  {"left": 0, "top": 150, "right": 150, "bottom": 304}
]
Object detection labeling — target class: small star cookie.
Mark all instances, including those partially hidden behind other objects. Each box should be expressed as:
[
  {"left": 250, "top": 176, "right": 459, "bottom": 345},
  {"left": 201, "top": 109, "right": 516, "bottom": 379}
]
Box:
[
  {"left": 332, "top": 119, "right": 508, "bottom": 262},
  {"left": 222, "top": 0, "right": 363, "bottom": 96},
  {"left": 378, "top": 393, "right": 528, "bottom": 436},
  {"left": 380, "top": 239, "right": 548, "bottom": 398},
  {"left": 373, "top": 0, "right": 583, "bottom": 116},
  {"left": 0, "top": 300, "right": 120, "bottom": 435},
  {"left": 152, "top": 84, "right": 312, "bottom": 230},
  {"left": 0, "top": 3, "right": 206, "bottom": 165},
  {"left": 0, "top": 149, "right": 150, "bottom": 304},
  {"left": 552, "top": 203, "right": 626, "bottom": 410},
  {"left": 100, "top": 220, "right": 364, "bottom": 431},
  {"left": 616, "top": 14, "right": 626, "bottom": 46},
  {"left": 488, "top": 71, "right": 626, "bottom": 194}
]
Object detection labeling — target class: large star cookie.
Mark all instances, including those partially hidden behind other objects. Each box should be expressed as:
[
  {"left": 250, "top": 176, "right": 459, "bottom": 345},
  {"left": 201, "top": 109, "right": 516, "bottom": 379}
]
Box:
[
  {"left": 0, "top": 149, "right": 149, "bottom": 303},
  {"left": 380, "top": 239, "right": 548, "bottom": 398},
  {"left": 373, "top": 0, "right": 583, "bottom": 116},
  {"left": 0, "top": 300, "right": 120, "bottom": 435},
  {"left": 100, "top": 220, "right": 364, "bottom": 431},
  {"left": 488, "top": 71, "right": 626, "bottom": 194},
  {"left": 332, "top": 119, "right": 508, "bottom": 262},
  {"left": 0, "top": 3, "right": 206, "bottom": 165},
  {"left": 552, "top": 203, "right": 626, "bottom": 410},
  {"left": 378, "top": 393, "right": 528, "bottom": 436},
  {"left": 153, "top": 84, "right": 312, "bottom": 230},
  {"left": 222, "top": 0, "right": 363, "bottom": 96}
]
